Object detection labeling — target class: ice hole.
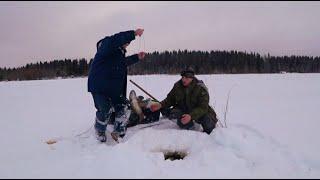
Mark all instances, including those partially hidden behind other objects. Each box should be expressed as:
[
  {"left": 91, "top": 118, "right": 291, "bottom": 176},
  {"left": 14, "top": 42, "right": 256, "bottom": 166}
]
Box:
[{"left": 163, "top": 151, "right": 187, "bottom": 161}]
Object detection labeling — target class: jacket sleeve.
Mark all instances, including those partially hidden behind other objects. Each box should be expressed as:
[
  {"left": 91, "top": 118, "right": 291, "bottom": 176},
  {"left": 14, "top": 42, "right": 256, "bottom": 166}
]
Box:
[
  {"left": 160, "top": 84, "right": 176, "bottom": 109},
  {"left": 109, "top": 30, "right": 135, "bottom": 49},
  {"left": 97, "top": 30, "right": 136, "bottom": 57},
  {"left": 125, "top": 54, "right": 139, "bottom": 66},
  {"left": 190, "top": 88, "right": 209, "bottom": 121}
]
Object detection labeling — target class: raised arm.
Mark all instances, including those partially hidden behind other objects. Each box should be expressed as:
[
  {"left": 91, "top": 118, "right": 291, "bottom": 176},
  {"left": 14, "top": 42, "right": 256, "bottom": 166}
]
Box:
[
  {"left": 96, "top": 30, "right": 135, "bottom": 56},
  {"left": 108, "top": 30, "right": 136, "bottom": 50}
]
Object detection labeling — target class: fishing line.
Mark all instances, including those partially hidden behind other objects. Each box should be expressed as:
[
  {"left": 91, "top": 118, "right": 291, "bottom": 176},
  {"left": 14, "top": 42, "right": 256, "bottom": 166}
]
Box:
[{"left": 136, "top": 33, "right": 146, "bottom": 53}]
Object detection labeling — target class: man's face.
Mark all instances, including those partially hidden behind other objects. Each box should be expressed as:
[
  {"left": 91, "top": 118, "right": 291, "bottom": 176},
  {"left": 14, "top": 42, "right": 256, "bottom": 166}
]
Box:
[{"left": 181, "top": 76, "right": 193, "bottom": 87}]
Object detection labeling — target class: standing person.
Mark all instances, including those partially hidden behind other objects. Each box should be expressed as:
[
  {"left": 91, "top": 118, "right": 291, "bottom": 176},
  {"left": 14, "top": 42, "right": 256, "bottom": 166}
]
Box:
[
  {"left": 88, "top": 28, "right": 145, "bottom": 142},
  {"left": 150, "top": 67, "right": 218, "bottom": 134}
]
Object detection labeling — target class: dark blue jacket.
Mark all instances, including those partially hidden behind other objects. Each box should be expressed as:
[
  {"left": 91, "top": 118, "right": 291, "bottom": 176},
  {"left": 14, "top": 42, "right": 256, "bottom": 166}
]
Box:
[{"left": 88, "top": 30, "right": 139, "bottom": 101}]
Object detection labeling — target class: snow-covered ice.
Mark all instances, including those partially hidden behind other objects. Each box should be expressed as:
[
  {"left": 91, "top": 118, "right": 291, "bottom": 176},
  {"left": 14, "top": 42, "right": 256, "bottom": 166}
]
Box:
[{"left": 0, "top": 74, "right": 319, "bottom": 178}]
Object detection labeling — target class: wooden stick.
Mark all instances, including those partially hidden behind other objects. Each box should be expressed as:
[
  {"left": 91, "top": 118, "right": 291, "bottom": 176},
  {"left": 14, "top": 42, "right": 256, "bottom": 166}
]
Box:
[{"left": 129, "top": 79, "right": 160, "bottom": 102}]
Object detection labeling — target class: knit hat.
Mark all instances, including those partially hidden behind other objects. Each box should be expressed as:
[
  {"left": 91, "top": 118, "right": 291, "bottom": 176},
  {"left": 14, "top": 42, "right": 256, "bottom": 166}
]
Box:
[{"left": 180, "top": 67, "right": 195, "bottom": 78}]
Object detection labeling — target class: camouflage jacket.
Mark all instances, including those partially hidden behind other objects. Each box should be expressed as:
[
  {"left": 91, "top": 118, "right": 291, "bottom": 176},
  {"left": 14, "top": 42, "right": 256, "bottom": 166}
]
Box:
[{"left": 161, "top": 78, "right": 214, "bottom": 121}]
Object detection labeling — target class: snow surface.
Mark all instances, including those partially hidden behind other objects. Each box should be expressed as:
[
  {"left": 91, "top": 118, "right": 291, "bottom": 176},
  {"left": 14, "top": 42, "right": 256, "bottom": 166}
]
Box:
[{"left": 0, "top": 74, "right": 319, "bottom": 178}]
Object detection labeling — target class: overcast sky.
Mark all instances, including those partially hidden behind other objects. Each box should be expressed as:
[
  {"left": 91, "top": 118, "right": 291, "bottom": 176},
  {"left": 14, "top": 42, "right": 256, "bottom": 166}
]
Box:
[{"left": 1, "top": 1, "right": 320, "bottom": 68}]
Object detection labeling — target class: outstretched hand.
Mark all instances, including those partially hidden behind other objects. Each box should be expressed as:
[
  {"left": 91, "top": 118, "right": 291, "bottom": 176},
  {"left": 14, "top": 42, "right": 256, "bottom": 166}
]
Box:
[
  {"left": 138, "top": 52, "right": 146, "bottom": 60},
  {"left": 150, "top": 102, "right": 161, "bottom": 112}
]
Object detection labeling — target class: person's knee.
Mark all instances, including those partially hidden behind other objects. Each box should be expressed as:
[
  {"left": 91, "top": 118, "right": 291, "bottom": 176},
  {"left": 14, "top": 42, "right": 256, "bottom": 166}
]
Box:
[
  {"left": 198, "top": 115, "right": 216, "bottom": 134},
  {"left": 203, "top": 124, "right": 215, "bottom": 134}
]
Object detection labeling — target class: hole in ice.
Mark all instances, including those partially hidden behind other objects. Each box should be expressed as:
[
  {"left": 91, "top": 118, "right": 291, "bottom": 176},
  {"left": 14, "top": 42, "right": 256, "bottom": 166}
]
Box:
[{"left": 163, "top": 151, "right": 187, "bottom": 161}]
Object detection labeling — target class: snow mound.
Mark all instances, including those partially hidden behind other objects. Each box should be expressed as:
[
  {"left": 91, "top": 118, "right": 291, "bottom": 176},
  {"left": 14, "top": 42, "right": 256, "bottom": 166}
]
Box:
[{"left": 48, "top": 119, "right": 316, "bottom": 178}]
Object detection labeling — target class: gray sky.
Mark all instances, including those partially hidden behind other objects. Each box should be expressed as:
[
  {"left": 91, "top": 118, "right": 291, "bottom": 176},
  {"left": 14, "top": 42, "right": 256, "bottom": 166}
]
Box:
[{"left": 1, "top": 1, "right": 320, "bottom": 68}]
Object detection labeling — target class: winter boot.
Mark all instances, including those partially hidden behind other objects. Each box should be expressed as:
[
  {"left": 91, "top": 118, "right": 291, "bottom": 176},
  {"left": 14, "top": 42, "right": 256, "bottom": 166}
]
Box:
[
  {"left": 95, "top": 130, "right": 107, "bottom": 143},
  {"left": 111, "top": 104, "right": 131, "bottom": 141}
]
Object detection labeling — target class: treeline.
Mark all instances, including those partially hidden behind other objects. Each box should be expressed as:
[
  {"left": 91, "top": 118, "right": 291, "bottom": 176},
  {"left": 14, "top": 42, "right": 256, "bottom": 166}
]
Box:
[
  {"left": 128, "top": 50, "right": 320, "bottom": 74},
  {"left": 0, "top": 58, "right": 91, "bottom": 81},
  {"left": 1, "top": 50, "right": 320, "bottom": 81}
]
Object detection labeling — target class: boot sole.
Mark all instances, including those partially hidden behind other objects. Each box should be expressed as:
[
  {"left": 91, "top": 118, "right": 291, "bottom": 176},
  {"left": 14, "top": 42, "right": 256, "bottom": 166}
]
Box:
[{"left": 111, "top": 132, "right": 119, "bottom": 143}]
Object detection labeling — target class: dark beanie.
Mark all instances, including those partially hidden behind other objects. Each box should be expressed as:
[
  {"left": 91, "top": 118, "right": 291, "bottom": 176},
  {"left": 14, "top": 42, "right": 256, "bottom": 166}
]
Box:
[{"left": 180, "top": 67, "right": 195, "bottom": 78}]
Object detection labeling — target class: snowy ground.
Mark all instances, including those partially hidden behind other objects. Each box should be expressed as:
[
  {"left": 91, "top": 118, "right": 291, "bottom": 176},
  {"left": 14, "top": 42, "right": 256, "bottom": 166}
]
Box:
[{"left": 0, "top": 74, "right": 320, "bottom": 178}]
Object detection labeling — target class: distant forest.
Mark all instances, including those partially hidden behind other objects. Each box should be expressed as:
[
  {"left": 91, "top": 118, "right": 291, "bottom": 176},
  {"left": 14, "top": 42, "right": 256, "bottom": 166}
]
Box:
[{"left": 1, "top": 50, "right": 320, "bottom": 81}]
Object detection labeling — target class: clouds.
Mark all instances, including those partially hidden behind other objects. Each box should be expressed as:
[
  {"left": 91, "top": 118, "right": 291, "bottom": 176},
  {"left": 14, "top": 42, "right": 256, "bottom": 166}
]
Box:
[{"left": 0, "top": 1, "right": 320, "bottom": 68}]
